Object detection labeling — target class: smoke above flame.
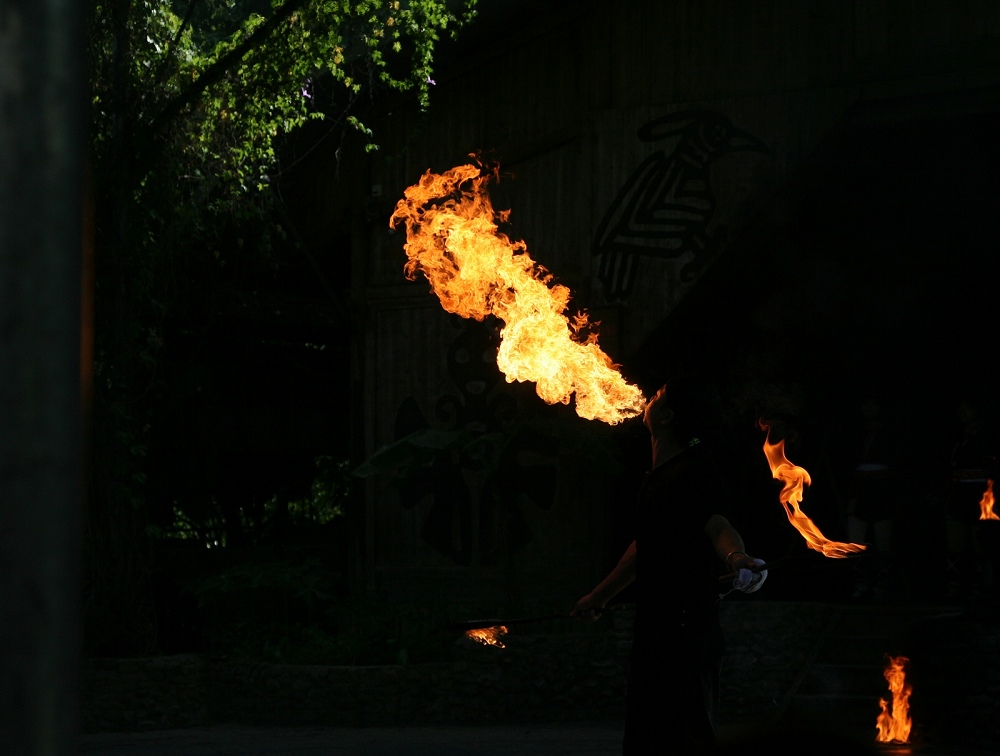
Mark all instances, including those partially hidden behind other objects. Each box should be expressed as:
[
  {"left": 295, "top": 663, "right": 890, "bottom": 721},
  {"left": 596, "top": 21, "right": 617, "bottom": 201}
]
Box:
[
  {"left": 979, "top": 479, "right": 997, "bottom": 520},
  {"left": 390, "top": 161, "right": 646, "bottom": 425},
  {"left": 876, "top": 654, "right": 912, "bottom": 743},
  {"left": 760, "top": 422, "right": 867, "bottom": 558}
]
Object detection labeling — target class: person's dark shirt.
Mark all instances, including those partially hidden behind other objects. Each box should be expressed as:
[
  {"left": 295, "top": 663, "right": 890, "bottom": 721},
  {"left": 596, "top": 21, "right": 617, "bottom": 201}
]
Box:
[
  {"left": 633, "top": 442, "right": 730, "bottom": 651},
  {"left": 625, "top": 442, "right": 731, "bottom": 752}
]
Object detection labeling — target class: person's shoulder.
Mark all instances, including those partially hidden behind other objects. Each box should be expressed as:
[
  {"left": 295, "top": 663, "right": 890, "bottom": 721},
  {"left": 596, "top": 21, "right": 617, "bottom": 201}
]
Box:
[
  {"left": 667, "top": 443, "right": 729, "bottom": 490},
  {"left": 684, "top": 440, "right": 726, "bottom": 470}
]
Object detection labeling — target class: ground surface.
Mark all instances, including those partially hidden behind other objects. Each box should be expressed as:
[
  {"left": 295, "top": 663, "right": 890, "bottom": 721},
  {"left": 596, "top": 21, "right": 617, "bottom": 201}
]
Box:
[
  {"left": 78, "top": 721, "right": 993, "bottom": 755},
  {"left": 80, "top": 723, "right": 622, "bottom": 755},
  {"left": 79, "top": 598, "right": 1000, "bottom": 755}
]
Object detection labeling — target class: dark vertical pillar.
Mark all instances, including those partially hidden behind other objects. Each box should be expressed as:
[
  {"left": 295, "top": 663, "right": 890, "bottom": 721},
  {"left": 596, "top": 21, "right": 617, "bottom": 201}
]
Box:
[{"left": 0, "top": 0, "right": 85, "bottom": 752}]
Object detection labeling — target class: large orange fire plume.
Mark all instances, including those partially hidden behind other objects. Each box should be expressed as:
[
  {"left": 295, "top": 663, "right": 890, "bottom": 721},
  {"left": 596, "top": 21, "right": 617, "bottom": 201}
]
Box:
[
  {"left": 465, "top": 626, "right": 508, "bottom": 648},
  {"left": 390, "top": 161, "right": 646, "bottom": 425},
  {"left": 876, "top": 654, "right": 913, "bottom": 744},
  {"left": 979, "top": 479, "right": 998, "bottom": 520},
  {"left": 760, "top": 422, "right": 866, "bottom": 558}
]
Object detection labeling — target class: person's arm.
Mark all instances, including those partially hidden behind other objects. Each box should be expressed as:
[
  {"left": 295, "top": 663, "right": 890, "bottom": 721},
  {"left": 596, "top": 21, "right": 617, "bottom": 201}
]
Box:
[
  {"left": 571, "top": 540, "right": 636, "bottom": 620},
  {"left": 705, "top": 514, "right": 748, "bottom": 569},
  {"left": 705, "top": 514, "right": 768, "bottom": 591}
]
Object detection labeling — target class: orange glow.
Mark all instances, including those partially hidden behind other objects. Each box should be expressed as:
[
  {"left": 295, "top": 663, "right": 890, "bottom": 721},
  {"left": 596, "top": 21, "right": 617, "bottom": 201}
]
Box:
[
  {"left": 876, "top": 654, "right": 913, "bottom": 744},
  {"left": 390, "top": 162, "right": 646, "bottom": 425},
  {"left": 979, "top": 479, "right": 998, "bottom": 520},
  {"left": 465, "top": 625, "right": 508, "bottom": 648},
  {"left": 760, "top": 422, "right": 867, "bottom": 558}
]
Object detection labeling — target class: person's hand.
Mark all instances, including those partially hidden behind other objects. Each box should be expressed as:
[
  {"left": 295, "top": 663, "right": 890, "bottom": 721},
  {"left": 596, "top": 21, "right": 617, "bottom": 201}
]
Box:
[
  {"left": 571, "top": 593, "right": 606, "bottom": 622},
  {"left": 730, "top": 554, "right": 768, "bottom": 593}
]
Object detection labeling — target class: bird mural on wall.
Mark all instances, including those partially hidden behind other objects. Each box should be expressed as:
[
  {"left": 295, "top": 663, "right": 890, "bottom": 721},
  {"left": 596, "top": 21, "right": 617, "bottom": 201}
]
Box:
[{"left": 594, "top": 110, "right": 768, "bottom": 301}]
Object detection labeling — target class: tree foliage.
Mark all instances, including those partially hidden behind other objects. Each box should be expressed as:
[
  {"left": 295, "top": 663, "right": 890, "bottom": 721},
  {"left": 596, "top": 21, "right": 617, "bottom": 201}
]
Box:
[
  {"left": 90, "top": 0, "right": 476, "bottom": 218},
  {"left": 85, "top": 0, "right": 477, "bottom": 654}
]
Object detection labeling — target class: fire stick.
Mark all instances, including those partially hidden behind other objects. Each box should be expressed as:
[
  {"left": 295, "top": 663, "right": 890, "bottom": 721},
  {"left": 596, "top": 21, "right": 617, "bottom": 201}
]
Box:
[{"left": 450, "top": 606, "right": 632, "bottom": 633}]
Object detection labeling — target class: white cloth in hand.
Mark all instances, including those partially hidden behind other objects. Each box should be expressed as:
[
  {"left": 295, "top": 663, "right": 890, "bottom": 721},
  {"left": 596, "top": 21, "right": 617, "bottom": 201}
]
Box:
[{"left": 733, "top": 558, "right": 768, "bottom": 593}]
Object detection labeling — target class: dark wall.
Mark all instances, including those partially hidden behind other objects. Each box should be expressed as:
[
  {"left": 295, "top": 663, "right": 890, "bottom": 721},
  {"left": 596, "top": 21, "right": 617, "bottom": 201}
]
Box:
[{"left": 624, "top": 106, "right": 1000, "bottom": 598}]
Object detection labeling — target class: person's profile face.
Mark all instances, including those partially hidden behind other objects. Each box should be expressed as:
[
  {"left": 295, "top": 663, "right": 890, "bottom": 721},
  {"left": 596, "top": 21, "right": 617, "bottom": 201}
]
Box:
[{"left": 643, "top": 385, "right": 669, "bottom": 433}]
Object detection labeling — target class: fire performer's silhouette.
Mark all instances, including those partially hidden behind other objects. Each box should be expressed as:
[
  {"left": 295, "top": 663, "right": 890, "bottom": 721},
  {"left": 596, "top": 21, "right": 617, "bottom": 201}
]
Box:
[
  {"left": 594, "top": 111, "right": 767, "bottom": 300},
  {"left": 573, "top": 375, "right": 768, "bottom": 753}
]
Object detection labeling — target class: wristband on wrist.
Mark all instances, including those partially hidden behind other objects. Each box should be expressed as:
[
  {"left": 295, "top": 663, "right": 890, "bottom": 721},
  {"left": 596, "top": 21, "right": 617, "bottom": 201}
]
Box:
[{"left": 725, "top": 550, "right": 747, "bottom": 571}]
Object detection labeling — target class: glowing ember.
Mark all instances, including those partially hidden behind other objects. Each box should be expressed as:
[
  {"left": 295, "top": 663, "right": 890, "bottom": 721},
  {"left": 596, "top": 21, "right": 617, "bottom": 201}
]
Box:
[
  {"left": 979, "top": 479, "right": 998, "bottom": 520},
  {"left": 760, "top": 422, "right": 867, "bottom": 558},
  {"left": 465, "top": 625, "right": 508, "bottom": 648},
  {"left": 876, "top": 654, "right": 913, "bottom": 744},
  {"left": 390, "top": 161, "right": 646, "bottom": 425}
]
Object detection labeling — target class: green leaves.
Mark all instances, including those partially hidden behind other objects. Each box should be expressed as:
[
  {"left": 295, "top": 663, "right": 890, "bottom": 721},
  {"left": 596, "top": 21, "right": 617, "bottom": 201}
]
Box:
[
  {"left": 91, "top": 0, "right": 477, "bottom": 215},
  {"left": 85, "top": 1, "right": 478, "bottom": 583}
]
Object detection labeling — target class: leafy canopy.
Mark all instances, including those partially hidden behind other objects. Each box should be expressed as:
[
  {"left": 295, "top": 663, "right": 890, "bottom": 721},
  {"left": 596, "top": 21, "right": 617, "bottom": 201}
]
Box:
[{"left": 90, "top": 0, "right": 477, "bottom": 213}]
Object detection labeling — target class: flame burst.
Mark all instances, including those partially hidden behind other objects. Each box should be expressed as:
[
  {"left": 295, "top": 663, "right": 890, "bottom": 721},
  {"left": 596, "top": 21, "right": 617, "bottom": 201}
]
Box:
[
  {"left": 760, "top": 423, "right": 867, "bottom": 558},
  {"left": 979, "top": 479, "right": 998, "bottom": 520},
  {"left": 390, "top": 162, "right": 646, "bottom": 425},
  {"left": 465, "top": 625, "right": 508, "bottom": 648},
  {"left": 876, "top": 654, "right": 913, "bottom": 744}
]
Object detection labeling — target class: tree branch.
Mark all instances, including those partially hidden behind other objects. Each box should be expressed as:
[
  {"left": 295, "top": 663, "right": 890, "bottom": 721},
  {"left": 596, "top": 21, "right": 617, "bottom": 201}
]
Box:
[
  {"left": 151, "top": 0, "right": 202, "bottom": 88},
  {"left": 146, "top": 0, "right": 309, "bottom": 138}
]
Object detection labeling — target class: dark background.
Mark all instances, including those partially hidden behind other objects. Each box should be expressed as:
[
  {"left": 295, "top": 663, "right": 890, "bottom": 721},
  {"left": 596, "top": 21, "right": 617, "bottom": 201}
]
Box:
[{"left": 617, "top": 107, "right": 1000, "bottom": 602}]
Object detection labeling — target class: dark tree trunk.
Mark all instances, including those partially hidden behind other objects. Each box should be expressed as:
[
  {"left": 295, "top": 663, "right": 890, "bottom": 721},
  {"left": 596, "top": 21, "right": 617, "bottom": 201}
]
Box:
[
  {"left": 0, "top": 0, "right": 86, "bottom": 750},
  {"left": 83, "top": 0, "right": 158, "bottom": 656}
]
